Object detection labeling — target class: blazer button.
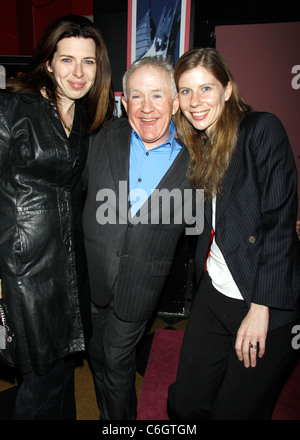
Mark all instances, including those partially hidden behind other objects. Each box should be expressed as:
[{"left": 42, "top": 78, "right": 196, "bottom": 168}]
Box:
[
  {"left": 117, "top": 251, "right": 121, "bottom": 257},
  {"left": 249, "top": 236, "right": 256, "bottom": 243}
]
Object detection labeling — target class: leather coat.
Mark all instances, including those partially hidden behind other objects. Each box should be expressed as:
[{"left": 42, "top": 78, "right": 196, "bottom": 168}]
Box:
[{"left": 0, "top": 91, "right": 91, "bottom": 375}]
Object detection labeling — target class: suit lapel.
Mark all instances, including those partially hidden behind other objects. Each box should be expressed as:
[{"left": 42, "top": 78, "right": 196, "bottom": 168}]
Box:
[
  {"left": 106, "top": 123, "right": 190, "bottom": 221},
  {"left": 106, "top": 121, "right": 132, "bottom": 187},
  {"left": 142, "top": 144, "right": 189, "bottom": 221},
  {"left": 156, "top": 142, "right": 189, "bottom": 191},
  {"left": 204, "top": 199, "right": 212, "bottom": 225},
  {"left": 215, "top": 124, "right": 245, "bottom": 225},
  {"left": 106, "top": 120, "right": 132, "bottom": 216}
]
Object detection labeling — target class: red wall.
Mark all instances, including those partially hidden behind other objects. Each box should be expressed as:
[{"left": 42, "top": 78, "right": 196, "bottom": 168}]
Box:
[
  {"left": 216, "top": 22, "right": 300, "bottom": 215},
  {"left": 0, "top": 0, "right": 19, "bottom": 55},
  {"left": 0, "top": 0, "right": 94, "bottom": 55}
]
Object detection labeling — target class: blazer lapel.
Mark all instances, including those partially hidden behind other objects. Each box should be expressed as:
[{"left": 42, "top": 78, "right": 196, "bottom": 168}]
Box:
[
  {"left": 156, "top": 142, "right": 190, "bottom": 191},
  {"left": 204, "top": 199, "right": 212, "bottom": 226},
  {"left": 106, "top": 120, "right": 132, "bottom": 217},
  {"left": 215, "top": 124, "right": 245, "bottom": 224},
  {"left": 138, "top": 144, "right": 190, "bottom": 222},
  {"left": 106, "top": 121, "right": 131, "bottom": 186},
  {"left": 106, "top": 125, "right": 190, "bottom": 222}
]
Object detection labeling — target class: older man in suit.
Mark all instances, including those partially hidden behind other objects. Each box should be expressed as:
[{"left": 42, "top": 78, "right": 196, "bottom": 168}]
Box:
[{"left": 82, "top": 57, "right": 201, "bottom": 419}]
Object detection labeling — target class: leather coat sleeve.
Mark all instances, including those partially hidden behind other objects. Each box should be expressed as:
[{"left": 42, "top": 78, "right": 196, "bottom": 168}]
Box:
[
  {"left": 0, "top": 105, "right": 11, "bottom": 279},
  {"left": 0, "top": 104, "right": 10, "bottom": 178}
]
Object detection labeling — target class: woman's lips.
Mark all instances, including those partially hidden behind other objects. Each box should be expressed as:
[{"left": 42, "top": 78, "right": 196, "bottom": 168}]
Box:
[
  {"left": 68, "top": 81, "right": 85, "bottom": 90},
  {"left": 190, "top": 110, "right": 209, "bottom": 120}
]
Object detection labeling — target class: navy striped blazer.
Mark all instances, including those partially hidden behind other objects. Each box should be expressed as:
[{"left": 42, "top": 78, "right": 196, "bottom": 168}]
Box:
[{"left": 195, "top": 112, "right": 300, "bottom": 330}]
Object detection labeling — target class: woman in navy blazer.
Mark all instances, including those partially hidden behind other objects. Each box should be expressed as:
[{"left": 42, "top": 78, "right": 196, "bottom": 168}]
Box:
[{"left": 168, "top": 48, "right": 300, "bottom": 420}]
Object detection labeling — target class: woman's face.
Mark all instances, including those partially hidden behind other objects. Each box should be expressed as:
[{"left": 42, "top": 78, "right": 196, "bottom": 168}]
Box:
[
  {"left": 177, "top": 65, "right": 232, "bottom": 134},
  {"left": 46, "top": 36, "right": 97, "bottom": 106}
]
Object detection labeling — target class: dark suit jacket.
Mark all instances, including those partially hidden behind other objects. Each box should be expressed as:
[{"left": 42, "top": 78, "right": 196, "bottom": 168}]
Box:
[
  {"left": 195, "top": 112, "right": 300, "bottom": 330},
  {"left": 82, "top": 117, "right": 193, "bottom": 321}
]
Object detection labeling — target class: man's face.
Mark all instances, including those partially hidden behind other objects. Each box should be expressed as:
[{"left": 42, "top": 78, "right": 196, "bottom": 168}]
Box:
[{"left": 122, "top": 66, "right": 179, "bottom": 150}]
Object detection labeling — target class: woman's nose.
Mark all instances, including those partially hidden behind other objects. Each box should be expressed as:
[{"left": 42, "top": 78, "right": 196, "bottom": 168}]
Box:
[
  {"left": 73, "top": 63, "right": 84, "bottom": 78},
  {"left": 190, "top": 92, "right": 203, "bottom": 107}
]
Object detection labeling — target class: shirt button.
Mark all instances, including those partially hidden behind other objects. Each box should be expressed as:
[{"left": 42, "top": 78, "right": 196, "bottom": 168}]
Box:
[
  {"left": 146, "top": 152, "right": 149, "bottom": 156},
  {"left": 249, "top": 236, "right": 256, "bottom": 243},
  {"left": 138, "top": 178, "right": 142, "bottom": 182}
]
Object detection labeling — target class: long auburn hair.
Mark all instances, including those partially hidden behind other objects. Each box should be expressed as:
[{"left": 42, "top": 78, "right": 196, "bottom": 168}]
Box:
[
  {"left": 6, "top": 15, "right": 115, "bottom": 131},
  {"left": 174, "top": 48, "right": 251, "bottom": 199}
]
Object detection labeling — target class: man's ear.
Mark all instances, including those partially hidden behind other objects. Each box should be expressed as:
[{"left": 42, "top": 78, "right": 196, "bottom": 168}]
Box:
[
  {"left": 172, "top": 93, "right": 179, "bottom": 116},
  {"left": 121, "top": 95, "right": 128, "bottom": 113}
]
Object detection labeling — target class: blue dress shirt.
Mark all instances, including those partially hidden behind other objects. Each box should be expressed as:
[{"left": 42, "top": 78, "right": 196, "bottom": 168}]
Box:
[{"left": 129, "top": 121, "right": 181, "bottom": 217}]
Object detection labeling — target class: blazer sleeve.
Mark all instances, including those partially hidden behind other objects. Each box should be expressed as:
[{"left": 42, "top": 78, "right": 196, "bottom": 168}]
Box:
[{"left": 250, "top": 113, "right": 298, "bottom": 310}]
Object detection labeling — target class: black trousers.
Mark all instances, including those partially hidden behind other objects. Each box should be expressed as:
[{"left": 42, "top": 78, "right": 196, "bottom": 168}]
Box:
[
  {"left": 14, "top": 355, "right": 77, "bottom": 420},
  {"left": 168, "top": 271, "right": 299, "bottom": 420},
  {"left": 88, "top": 300, "right": 148, "bottom": 420}
]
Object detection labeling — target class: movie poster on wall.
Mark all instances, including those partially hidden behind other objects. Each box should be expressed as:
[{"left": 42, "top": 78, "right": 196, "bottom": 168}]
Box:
[
  {"left": 127, "top": 0, "right": 191, "bottom": 67},
  {"left": 114, "top": 0, "right": 191, "bottom": 117}
]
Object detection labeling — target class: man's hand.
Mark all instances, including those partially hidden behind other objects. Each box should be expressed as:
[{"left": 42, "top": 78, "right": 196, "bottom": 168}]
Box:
[{"left": 235, "top": 303, "right": 269, "bottom": 368}]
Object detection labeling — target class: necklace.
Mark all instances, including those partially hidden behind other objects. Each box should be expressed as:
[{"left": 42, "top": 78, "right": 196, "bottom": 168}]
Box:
[
  {"left": 63, "top": 122, "right": 73, "bottom": 132},
  {"left": 61, "top": 104, "right": 75, "bottom": 135}
]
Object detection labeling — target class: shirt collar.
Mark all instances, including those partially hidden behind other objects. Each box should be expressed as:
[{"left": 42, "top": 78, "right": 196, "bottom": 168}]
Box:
[{"left": 132, "top": 120, "right": 179, "bottom": 159}]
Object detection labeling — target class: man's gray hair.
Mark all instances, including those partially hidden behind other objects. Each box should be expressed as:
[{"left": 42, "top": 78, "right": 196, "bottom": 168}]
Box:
[{"left": 122, "top": 56, "right": 177, "bottom": 100}]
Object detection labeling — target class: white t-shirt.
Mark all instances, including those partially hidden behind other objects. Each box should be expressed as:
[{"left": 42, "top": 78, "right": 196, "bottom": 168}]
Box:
[{"left": 206, "top": 197, "right": 244, "bottom": 300}]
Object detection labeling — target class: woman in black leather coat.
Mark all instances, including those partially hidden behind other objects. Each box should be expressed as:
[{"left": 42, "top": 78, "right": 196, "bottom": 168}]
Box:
[{"left": 0, "top": 15, "right": 114, "bottom": 419}]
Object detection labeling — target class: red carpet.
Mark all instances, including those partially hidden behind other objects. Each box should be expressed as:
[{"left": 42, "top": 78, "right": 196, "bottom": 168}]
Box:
[{"left": 137, "top": 329, "right": 300, "bottom": 420}]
